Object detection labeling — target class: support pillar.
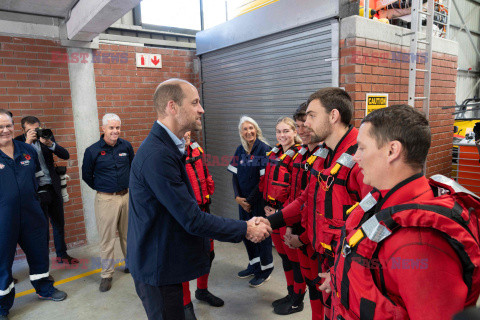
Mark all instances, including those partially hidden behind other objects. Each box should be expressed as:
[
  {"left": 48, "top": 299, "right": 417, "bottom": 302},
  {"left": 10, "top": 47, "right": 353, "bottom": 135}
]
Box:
[{"left": 67, "top": 47, "right": 100, "bottom": 245}]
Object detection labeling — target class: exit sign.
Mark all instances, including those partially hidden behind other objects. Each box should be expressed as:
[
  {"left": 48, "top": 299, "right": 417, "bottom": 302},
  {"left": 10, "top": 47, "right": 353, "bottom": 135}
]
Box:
[{"left": 136, "top": 53, "right": 162, "bottom": 69}]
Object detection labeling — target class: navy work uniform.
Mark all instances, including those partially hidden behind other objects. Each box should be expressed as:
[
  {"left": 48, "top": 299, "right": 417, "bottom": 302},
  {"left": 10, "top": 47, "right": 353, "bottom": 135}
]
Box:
[
  {"left": 228, "top": 138, "right": 274, "bottom": 279},
  {"left": 0, "top": 140, "right": 55, "bottom": 316}
]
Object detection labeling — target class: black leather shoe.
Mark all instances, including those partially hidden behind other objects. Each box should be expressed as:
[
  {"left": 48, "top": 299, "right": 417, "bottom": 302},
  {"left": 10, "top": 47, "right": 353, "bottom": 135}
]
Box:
[
  {"left": 184, "top": 302, "right": 197, "bottom": 320},
  {"left": 124, "top": 267, "right": 130, "bottom": 274},
  {"left": 99, "top": 278, "right": 112, "bottom": 292},
  {"left": 56, "top": 255, "right": 79, "bottom": 265},
  {"left": 195, "top": 289, "right": 224, "bottom": 307},
  {"left": 13, "top": 278, "right": 18, "bottom": 284}
]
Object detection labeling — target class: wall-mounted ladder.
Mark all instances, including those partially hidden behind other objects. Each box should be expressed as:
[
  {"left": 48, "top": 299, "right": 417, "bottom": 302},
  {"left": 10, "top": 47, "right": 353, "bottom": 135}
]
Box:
[{"left": 408, "top": 0, "right": 435, "bottom": 118}]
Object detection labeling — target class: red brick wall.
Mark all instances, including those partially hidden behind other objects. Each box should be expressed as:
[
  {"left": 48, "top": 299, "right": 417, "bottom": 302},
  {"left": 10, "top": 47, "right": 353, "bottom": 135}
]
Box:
[
  {"left": 339, "top": 37, "right": 457, "bottom": 177},
  {"left": 92, "top": 44, "right": 201, "bottom": 150},
  {"left": 0, "top": 36, "right": 199, "bottom": 259},
  {"left": 0, "top": 36, "right": 85, "bottom": 259}
]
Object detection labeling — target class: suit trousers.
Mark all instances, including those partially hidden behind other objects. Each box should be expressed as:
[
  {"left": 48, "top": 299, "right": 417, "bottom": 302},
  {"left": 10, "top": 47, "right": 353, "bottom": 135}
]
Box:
[{"left": 134, "top": 279, "right": 184, "bottom": 320}]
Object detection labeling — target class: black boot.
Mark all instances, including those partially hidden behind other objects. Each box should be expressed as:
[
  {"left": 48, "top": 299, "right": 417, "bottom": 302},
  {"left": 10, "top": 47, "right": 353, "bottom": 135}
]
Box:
[
  {"left": 195, "top": 289, "right": 224, "bottom": 307},
  {"left": 184, "top": 302, "right": 197, "bottom": 320},
  {"left": 273, "top": 290, "right": 305, "bottom": 315},
  {"left": 272, "top": 285, "right": 293, "bottom": 308}
]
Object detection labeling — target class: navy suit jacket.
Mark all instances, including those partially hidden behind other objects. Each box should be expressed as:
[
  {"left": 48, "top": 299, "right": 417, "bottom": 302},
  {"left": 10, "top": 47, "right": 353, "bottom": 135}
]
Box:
[
  {"left": 127, "top": 122, "right": 247, "bottom": 286},
  {"left": 15, "top": 134, "right": 70, "bottom": 198}
]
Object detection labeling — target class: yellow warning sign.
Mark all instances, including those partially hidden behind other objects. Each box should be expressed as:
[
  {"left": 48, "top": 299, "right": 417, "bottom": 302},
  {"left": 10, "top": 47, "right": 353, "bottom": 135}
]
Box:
[{"left": 366, "top": 93, "right": 388, "bottom": 115}]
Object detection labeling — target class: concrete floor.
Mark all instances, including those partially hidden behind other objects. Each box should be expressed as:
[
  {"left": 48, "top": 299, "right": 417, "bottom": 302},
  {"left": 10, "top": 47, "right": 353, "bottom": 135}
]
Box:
[{"left": 10, "top": 239, "right": 311, "bottom": 320}]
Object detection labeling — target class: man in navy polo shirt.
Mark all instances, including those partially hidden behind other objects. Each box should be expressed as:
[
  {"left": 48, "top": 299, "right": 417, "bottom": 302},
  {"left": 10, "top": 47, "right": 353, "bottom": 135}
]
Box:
[
  {"left": 82, "top": 113, "right": 134, "bottom": 292},
  {"left": 0, "top": 109, "right": 66, "bottom": 320}
]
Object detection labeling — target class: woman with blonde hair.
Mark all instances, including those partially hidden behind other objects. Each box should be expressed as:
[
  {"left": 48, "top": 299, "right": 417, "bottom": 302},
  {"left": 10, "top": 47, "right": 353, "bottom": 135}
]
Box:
[
  {"left": 227, "top": 116, "right": 273, "bottom": 287},
  {"left": 261, "top": 117, "right": 305, "bottom": 315}
]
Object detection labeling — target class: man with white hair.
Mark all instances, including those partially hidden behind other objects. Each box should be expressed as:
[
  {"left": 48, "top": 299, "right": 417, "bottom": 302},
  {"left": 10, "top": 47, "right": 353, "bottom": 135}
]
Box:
[{"left": 82, "top": 113, "right": 135, "bottom": 292}]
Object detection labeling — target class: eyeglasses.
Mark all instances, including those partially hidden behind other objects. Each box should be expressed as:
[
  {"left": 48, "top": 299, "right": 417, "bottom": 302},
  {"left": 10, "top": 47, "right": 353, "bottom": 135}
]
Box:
[{"left": 0, "top": 124, "right": 13, "bottom": 131}]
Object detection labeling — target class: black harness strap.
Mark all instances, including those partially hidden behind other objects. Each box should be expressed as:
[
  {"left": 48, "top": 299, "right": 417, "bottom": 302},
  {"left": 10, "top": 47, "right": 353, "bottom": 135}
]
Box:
[{"left": 359, "top": 298, "right": 376, "bottom": 320}]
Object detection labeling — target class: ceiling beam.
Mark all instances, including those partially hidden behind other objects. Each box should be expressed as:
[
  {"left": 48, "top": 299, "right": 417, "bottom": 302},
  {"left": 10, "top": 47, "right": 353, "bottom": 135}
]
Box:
[
  {"left": 0, "top": 19, "right": 59, "bottom": 39},
  {"left": 66, "top": 0, "right": 141, "bottom": 42}
]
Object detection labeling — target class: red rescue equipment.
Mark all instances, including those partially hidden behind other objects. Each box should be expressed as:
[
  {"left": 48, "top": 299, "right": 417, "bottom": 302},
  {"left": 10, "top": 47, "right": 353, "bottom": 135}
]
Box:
[
  {"left": 261, "top": 144, "right": 301, "bottom": 209},
  {"left": 185, "top": 141, "right": 214, "bottom": 206},
  {"left": 331, "top": 175, "right": 480, "bottom": 320}
]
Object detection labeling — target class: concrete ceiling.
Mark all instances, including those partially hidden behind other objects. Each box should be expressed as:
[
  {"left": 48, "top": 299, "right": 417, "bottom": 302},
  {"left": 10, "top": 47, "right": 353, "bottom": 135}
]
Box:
[
  {"left": 0, "top": 0, "right": 141, "bottom": 42},
  {"left": 0, "top": 0, "right": 78, "bottom": 18}
]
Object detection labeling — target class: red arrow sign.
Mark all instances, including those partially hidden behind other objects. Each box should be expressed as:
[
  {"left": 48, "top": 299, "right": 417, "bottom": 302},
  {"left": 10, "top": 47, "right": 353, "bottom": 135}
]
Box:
[{"left": 151, "top": 56, "right": 160, "bottom": 66}]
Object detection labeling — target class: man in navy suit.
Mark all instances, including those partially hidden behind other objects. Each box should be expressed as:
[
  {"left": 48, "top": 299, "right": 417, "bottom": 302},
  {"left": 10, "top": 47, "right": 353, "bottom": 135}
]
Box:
[
  {"left": 127, "top": 79, "right": 272, "bottom": 320},
  {"left": 15, "top": 116, "right": 78, "bottom": 265}
]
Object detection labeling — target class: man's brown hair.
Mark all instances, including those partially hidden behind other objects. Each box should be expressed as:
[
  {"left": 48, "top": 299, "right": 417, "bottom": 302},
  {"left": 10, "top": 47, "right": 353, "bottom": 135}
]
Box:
[
  {"left": 153, "top": 79, "right": 188, "bottom": 116},
  {"left": 293, "top": 102, "right": 308, "bottom": 121},
  {"left": 362, "top": 104, "right": 431, "bottom": 169},
  {"left": 307, "top": 87, "right": 353, "bottom": 125}
]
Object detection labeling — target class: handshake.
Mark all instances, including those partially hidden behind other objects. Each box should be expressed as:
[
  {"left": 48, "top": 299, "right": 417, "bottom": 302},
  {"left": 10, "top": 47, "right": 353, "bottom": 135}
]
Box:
[{"left": 245, "top": 217, "right": 272, "bottom": 243}]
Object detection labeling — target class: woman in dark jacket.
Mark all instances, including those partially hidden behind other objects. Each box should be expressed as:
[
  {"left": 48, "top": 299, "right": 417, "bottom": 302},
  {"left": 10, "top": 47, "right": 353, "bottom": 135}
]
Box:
[{"left": 228, "top": 116, "right": 273, "bottom": 287}]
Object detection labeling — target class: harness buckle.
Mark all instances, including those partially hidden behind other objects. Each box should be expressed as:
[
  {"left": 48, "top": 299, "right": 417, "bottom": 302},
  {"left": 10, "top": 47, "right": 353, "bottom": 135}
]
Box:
[
  {"left": 342, "top": 244, "right": 351, "bottom": 258},
  {"left": 319, "top": 174, "right": 335, "bottom": 191},
  {"left": 303, "top": 162, "right": 310, "bottom": 171}
]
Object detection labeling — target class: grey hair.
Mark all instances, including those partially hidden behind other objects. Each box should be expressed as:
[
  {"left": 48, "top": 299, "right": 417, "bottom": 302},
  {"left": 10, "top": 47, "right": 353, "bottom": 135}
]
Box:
[
  {"left": 0, "top": 109, "right": 13, "bottom": 123},
  {"left": 102, "top": 113, "right": 121, "bottom": 126},
  {"left": 238, "top": 115, "right": 269, "bottom": 152}
]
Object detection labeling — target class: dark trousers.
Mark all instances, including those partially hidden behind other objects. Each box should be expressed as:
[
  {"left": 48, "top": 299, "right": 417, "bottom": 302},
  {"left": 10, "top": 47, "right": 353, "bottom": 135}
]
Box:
[
  {"left": 0, "top": 206, "right": 54, "bottom": 316},
  {"left": 38, "top": 185, "right": 67, "bottom": 257},
  {"left": 134, "top": 279, "right": 184, "bottom": 320},
  {"left": 239, "top": 206, "right": 274, "bottom": 278}
]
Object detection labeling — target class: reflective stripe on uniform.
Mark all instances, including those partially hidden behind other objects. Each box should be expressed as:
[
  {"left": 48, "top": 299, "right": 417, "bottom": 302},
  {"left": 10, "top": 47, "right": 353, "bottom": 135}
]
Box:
[
  {"left": 35, "top": 170, "right": 45, "bottom": 178},
  {"left": 30, "top": 271, "right": 49, "bottom": 281},
  {"left": 261, "top": 262, "right": 274, "bottom": 270},
  {"left": 227, "top": 164, "right": 238, "bottom": 174},
  {"left": 362, "top": 215, "right": 392, "bottom": 243},
  {"left": 259, "top": 169, "right": 265, "bottom": 176},
  {"left": 0, "top": 282, "right": 14, "bottom": 296},
  {"left": 314, "top": 148, "right": 328, "bottom": 158},
  {"left": 249, "top": 257, "right": 260, "bottom": 265},
  {"left": 359, "top": 192, "right": 378, "bottom": 212},
  {"left": 285, "top": 149, "right": 296, "bottom": 157},
  {"left": 430, "top": 174, "right": 480, "bottom": 200},
  {"left": 336, "top": 153, "right": 356, "bottom": 169}
]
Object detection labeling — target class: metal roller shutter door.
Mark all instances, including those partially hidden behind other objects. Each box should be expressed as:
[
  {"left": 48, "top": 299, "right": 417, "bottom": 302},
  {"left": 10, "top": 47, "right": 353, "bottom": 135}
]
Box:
[{"left": 200, "top": 19, "right": 337, "bottom": 219}]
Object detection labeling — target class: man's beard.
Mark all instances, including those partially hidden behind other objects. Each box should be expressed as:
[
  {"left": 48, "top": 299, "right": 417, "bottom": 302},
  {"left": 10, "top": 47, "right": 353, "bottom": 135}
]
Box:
[{"left": 309, "top": 132, "right": 323, "bottom": 144}]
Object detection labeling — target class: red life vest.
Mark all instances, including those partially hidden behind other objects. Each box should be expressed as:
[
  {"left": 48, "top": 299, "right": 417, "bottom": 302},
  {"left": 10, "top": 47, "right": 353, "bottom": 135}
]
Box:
[
  {"left": 185, "top": 141, "right": 214, "bottom": 206},
  {"left": 288, "top": 144, "right": 321, "bottom": 237},
  {"left": 331, "top": 175, "right": 480, "bottom": 320},
  {"left": 288, "top": 144, "right": 321, "bottom": 204},
  {"left": 261, "top": 144, "right": 301, "bottom": 209},
  {"left": 306, "top": 127, "right": 363, "bottom": 257}
]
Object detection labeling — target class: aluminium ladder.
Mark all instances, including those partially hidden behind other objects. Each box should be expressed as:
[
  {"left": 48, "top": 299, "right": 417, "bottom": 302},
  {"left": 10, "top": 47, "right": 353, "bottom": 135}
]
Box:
[{"left": 407, "top": 0, "right": 435, "bottom": 119}]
